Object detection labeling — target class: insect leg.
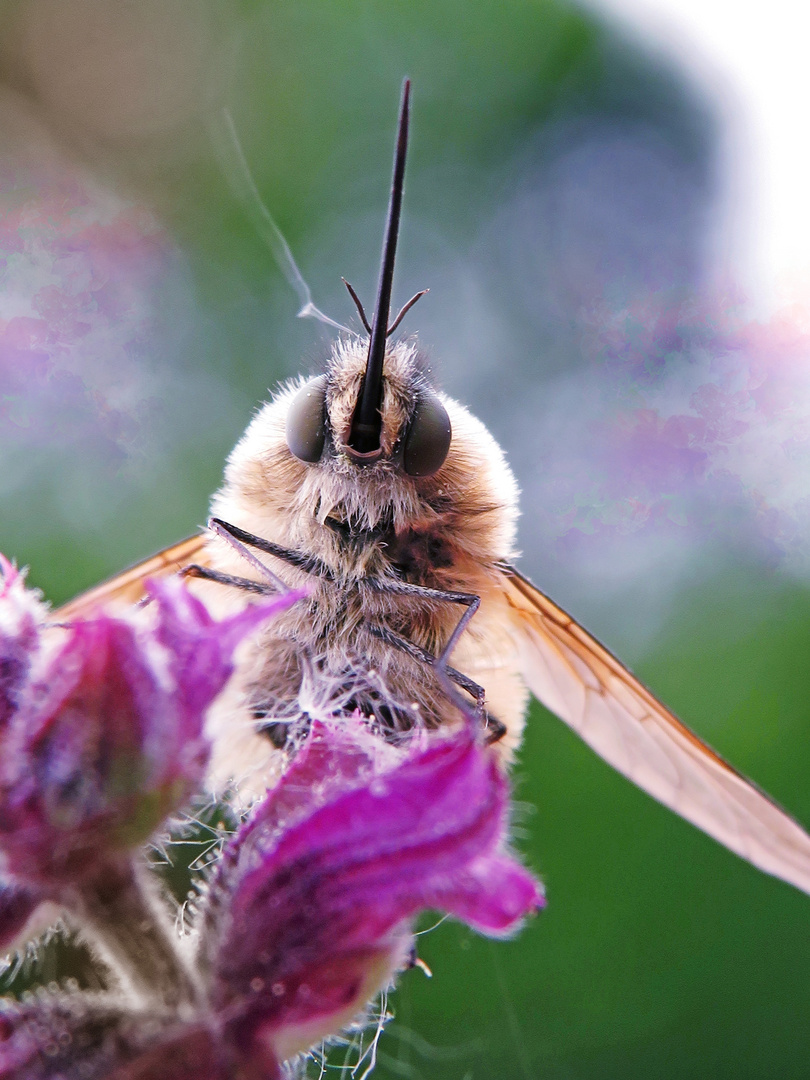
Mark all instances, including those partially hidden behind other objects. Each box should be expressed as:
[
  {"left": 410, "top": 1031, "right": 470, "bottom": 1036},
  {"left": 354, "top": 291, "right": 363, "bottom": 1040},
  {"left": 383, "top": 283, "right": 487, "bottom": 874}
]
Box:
[
  {"left": 210, "top": 518, "right": 334, "bottom": 579},
  {"left": 364, "top": 578, "right": 505, "bottom": 737},
  {"left": 181, "top": 565, "right": 277, "bottom": 595},
  {"left": 208, "top": 518, "right": 289, "bottom": 592},
  {"left": 367, "top": 622, "right": 505, "bottom": 743},
  {"left": 366, "top": 623, "right": 485, "bottom": 709},
  {"left": 366, "top": 578, "right": 480, "bottom": 668}
]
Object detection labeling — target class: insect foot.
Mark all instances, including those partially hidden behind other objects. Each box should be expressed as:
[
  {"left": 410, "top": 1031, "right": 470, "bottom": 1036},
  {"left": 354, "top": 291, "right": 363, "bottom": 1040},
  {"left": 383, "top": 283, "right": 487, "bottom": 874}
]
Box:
[{"left": 0, "top": 557, "right": 542, "bottom": 1078}]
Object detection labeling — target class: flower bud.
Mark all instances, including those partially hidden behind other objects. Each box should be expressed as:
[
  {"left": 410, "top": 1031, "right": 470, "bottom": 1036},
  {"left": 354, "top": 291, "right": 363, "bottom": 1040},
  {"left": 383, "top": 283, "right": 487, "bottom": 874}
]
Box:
[
  {"left": 204, "top": 720, "right": 544, "bottom": 1066},
  {"left": 0, "top": 570, "right": 301, "bottom": 887}
]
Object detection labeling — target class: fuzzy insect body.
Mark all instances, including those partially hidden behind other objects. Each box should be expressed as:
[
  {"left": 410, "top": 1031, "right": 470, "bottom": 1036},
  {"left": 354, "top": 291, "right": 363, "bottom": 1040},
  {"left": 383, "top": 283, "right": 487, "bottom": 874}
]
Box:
[{"left": 201, "top": 339, "right": 528, "bottom": 770}]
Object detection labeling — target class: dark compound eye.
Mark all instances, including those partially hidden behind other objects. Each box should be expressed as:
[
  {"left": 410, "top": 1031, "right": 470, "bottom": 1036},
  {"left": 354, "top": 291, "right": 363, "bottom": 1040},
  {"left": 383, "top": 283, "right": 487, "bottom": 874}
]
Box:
[
  {"left": 286, "top": 376, "right": 327, "bottom": 463},
  {"left": 403, "top": 390, "right": 452, "bottom": 477}
]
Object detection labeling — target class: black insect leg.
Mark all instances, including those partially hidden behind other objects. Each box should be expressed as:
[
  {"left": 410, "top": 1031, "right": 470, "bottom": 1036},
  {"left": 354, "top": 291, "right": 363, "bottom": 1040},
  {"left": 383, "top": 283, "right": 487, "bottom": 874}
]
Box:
[
  {"left": 181, "top": 565, "right": 276, "bottom": 594},
  {"left": 208, "top": 518, "right": 290, "bottom": 592},
  {"left": 209, "top": 517, "right": 334, "bottom": 580},
  {"left": 366, "top": 576, "right": 480, "bottom": 670},
  {"left": 367, "top": 623, "right": 485, "bottom": 711},
  {"left": 367, "top": 622, "right": 506, "bottom": 744}
]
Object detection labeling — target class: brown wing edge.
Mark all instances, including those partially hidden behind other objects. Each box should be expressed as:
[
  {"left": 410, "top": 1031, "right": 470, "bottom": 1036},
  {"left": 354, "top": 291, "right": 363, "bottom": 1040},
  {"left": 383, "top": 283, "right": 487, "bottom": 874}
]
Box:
[
  {"left": 54, "top": 534, "right": 209, "bottom": 621},
  {"left": 497, "top": 560, "right": 806, "bottom": 828}
]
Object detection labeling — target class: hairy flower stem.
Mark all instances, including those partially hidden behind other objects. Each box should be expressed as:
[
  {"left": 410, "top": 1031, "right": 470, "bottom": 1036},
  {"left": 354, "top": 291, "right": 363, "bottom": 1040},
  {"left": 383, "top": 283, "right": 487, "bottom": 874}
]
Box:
[{"left": 69, "top": 857, "right": 199, "bottom": 1013}]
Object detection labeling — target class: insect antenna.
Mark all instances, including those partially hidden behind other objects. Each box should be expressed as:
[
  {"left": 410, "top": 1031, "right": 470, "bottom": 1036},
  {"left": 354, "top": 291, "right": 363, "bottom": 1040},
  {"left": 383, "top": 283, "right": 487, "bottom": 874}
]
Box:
[
  {"left": 349, "top": 78, "right": 411, "bottom": 454},
  {"left": 342, "top": 277, "right": 372, "bottom": 333},
  {"left": 343, "top": 279, "right": 428, "bottom": 337},
  {"left": 387, "top": 288, "right": 428, "bottom": 336}
]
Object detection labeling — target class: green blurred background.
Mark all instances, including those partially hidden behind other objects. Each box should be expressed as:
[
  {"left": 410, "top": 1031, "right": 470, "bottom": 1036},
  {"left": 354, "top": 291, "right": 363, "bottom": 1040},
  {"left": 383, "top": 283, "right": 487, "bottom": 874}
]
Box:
[{"left": 2, "top": 1, "right": 810, "bottom": 1077}]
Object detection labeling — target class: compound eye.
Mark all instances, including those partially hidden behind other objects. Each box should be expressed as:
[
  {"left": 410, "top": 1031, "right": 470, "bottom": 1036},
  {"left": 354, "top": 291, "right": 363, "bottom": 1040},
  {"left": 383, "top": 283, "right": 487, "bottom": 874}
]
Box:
[
  {"left": 403, "top": 390, "right": 452, "bottom": 477},
  {"left": 286, "top": 376, "right": 327, "bottom": 463}
]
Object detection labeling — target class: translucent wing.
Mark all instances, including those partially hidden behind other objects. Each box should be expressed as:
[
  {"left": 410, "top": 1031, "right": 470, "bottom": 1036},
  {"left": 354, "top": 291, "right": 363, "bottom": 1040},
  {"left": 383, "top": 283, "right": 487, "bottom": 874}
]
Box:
[
  {"left": 500, "top": 563, "right": 810, "bottom": 896},
  {"left": 55, "top": 534, "right": 209, "bottom": 621}
]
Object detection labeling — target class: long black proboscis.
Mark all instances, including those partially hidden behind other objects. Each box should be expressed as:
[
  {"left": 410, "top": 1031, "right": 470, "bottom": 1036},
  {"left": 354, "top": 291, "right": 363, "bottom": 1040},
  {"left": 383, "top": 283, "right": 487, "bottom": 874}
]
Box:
[{"left": 350, "top": 78, "right": 410, "bottom": 453}]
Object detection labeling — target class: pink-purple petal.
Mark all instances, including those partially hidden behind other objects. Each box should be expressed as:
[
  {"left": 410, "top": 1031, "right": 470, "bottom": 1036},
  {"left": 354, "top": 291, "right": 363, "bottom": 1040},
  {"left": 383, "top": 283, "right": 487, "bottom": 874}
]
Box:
[
  {"left": 239, "top": 717, "right": 400, "bottom": 845},
  {"left": 428, "top": 852, "right": 546, "bottom": 934},
  {"left": 207, "top": 729, "right": 543, "bottom": 1057},
  {"left": 148, "top": 577, "right": 304, "bottom": 724},
  {"left": 253, "top": 734, "right": 507, "bottom": 892}
]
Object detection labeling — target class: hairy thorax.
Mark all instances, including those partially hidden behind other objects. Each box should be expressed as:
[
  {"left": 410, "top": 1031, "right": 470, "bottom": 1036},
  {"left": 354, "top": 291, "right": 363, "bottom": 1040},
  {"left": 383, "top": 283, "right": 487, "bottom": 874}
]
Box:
[{"left": 198, "top": 343, "right": 529, "bottom": 793}]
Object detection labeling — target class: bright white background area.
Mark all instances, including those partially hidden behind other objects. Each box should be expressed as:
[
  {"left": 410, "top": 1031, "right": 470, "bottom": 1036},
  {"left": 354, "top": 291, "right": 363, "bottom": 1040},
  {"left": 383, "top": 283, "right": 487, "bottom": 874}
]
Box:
[{"left": 594, "top": 0, "right": 810, "bottom": 309}]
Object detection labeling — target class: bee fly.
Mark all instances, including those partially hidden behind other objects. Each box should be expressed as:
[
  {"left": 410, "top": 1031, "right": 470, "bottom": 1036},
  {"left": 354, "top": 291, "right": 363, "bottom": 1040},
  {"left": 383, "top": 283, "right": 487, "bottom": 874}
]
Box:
[{"left": 58, "top": 80, "right": 810, "bottom": 899}]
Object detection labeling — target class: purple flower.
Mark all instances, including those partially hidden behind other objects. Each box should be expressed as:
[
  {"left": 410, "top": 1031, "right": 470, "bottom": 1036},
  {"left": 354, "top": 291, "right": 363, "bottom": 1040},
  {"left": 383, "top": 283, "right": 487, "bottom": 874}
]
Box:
[
  {"left": 0, "top": 559, "right": 47, "bottom": 732},
  {"left": 0, "top": 718, "right": 542, "bottom": 1078},
  {"left": 0, "top": 571, "right": 299, "bottom": 887},
  {"left": 202, "top": 719, "right": 544, "bottom": 1069}
]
